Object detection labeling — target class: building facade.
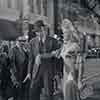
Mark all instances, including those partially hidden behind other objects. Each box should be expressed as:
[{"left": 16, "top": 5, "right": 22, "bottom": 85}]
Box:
[
  {"left": 0, "top": 0, "right": 22, "bottom": 21},
  {"left": 28, "top": 0, "right": 54, "bottom": 33},
  {"left": 0, "top": 0, "right": 55, "bottom": 34}
]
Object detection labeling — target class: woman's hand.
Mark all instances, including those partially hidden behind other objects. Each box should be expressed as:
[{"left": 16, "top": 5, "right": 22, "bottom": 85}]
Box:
[
  {"left": 23, "top": 73, "right": 31, "bottom": 83},
  {"left": 78, "top": 80, "right": 83, "bottom": 90},
  {"left": 52, "top": 49, "right": 61, "bottom": 58}
]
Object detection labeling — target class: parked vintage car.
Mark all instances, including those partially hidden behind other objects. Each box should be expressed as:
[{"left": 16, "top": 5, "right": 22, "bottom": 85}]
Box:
[{"left": 86, "top": 48, "right": 100, "bottom": 59}]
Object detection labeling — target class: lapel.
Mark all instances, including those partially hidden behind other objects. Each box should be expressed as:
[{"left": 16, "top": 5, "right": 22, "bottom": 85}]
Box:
[{"left": 31, "top": 37, "right": 40, "bottom": 57}]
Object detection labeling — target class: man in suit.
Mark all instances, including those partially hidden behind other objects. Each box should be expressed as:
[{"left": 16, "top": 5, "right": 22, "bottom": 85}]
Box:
[
  {"left": 9, "top": 39, "right": 30, "bottom": 100},
  {"left": 25, "top": 20, "right": 61, "bottom": 100}
]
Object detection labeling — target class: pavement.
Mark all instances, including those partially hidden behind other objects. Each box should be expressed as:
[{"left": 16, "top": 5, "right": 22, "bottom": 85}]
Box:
[
  {"left": 34, "top": 58, "right": 100, "bottom": 100},
  {"left": 1, "top": 58, "right": 100, "bottom": 100},
  {"left": 82, "top": 58, "right": 100, "bottom": 100}
]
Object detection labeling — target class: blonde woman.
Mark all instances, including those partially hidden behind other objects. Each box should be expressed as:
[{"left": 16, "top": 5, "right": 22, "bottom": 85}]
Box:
[{"left": 61, "top": 19, "right": 82, "bottom": 100}]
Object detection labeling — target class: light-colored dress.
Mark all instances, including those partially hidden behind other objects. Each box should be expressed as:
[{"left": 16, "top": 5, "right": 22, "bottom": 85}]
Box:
[{"left": 61, "top": 41, "right": 80, "bottom": 100}]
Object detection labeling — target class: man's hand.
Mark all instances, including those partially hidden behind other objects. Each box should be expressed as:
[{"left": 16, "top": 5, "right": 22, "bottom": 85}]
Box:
[
  {"left": 14, "top": 81, "right": 20, "bottom": 88},
  {"left": 52, "top": 49, "right": 61, "bottom": 58},
  {"left": 23, "top": 73, "right": 31, "bottom": 83}
]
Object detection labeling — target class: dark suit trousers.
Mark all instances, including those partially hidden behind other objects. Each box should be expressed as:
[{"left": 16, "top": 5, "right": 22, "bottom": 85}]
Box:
[{"left": 29, "top": 64, "right": 54, "bottom": 100}]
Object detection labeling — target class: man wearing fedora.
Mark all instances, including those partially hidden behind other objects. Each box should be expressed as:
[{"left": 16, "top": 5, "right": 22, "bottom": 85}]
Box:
[{"left": 25, "top": 20, "right": 61, "bottom": 100}]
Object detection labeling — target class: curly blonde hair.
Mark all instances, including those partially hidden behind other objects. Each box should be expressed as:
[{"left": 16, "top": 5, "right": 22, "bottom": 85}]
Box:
[{"left": 61, "top": 19, "right": 80, "bottom": 43}]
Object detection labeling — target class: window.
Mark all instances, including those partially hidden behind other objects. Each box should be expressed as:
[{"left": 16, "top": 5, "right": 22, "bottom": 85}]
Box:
[
  {"left": 43, "top": 0, "right": 47, "bottom": 16},
  {"left": 37, "top": 0, "right": 41, "bottom": 14},
  {"left": 16, "top": 0, "right": 20, "bottom": 10},
  {"left": 8, "top": 0, "right": 11, "bottom": 8},
  {"left": 29, "top": 0, "right": 34, "bottom": 13}
]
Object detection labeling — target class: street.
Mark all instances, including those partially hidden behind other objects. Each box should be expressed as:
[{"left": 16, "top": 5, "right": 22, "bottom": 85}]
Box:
[
  {"left": 40, "top": 58, "right": 100, "bottom": 100},
  {"left": 83, "top": 58, "right": 100, "bottom": 100}
]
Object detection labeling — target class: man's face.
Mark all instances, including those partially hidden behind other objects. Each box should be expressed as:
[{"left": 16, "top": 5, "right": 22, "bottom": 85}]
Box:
[
  {"left": 41, "top": 26, "right": 47, "bottom": 38},
  {"left": 35, "top": 26, "right": 47, "bottom": 39}
]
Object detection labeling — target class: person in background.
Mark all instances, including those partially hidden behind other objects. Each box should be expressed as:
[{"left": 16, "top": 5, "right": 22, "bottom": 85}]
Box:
[
  {"left": 60, "top": 19, "right": 82, "bottom": 100},
  {"left": 0, "top": 43, "right": 11, "bottom": 100},
  {"left": 25, "top": 20, "right": 61, "bottom": 100},
  {"left": 9, "top": 38, "right": 29, "bottom": 100}
]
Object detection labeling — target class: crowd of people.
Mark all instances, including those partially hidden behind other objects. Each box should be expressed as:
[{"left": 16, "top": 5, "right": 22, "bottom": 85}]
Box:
[{"left": 0, "top": 19, "right": 83, "bottom": 100}]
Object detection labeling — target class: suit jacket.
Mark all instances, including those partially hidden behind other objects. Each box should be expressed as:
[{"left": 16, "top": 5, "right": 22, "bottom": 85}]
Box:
[
  {"left": 9, "top": 43, "right": 29, "bottom": 83},
  {"left": 28, "top": 36, "right": 61, "bottom": 80}
]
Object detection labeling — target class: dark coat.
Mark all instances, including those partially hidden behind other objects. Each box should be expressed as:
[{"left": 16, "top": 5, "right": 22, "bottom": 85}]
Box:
[
  {"left": 28, "top": 36, "right": 61, "bottom": 81},
  {"left": 9, "top": 43, "right": 29, "bottom": 83}
]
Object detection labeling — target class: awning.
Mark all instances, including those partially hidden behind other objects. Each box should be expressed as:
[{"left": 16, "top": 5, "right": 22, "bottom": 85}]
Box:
[{"left": 0, "top": 19, "right": 22, "bottom": 40}]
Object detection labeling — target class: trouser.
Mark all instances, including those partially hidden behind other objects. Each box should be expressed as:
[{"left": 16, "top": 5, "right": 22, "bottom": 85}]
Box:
[
  {"left": 29, "top": 65, "right": 54, "bottom": 100},
  {"left": 13, "top": 86, "right": 24, "bottom": 100},
  {"left": 29, "top": 82, "right": 41, "bottom": 100},
  {"left": 13, "top": 81, "right": 30, "bottom": 100},
  {"left": 24, "top": 80, "right": 30, "bottom": 100},
  {"left": 0, "top": 81, "right": 14, "bottom": 100}
]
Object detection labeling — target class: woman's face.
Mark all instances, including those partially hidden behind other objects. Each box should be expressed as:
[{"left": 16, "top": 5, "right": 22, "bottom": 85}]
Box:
[
  {"left": 62, "top": 19, "right": 75, "bottom": 42},
  {"left": 62, "top": 27, "right": 71, "bottom": 41}
]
